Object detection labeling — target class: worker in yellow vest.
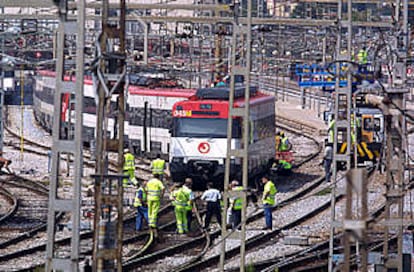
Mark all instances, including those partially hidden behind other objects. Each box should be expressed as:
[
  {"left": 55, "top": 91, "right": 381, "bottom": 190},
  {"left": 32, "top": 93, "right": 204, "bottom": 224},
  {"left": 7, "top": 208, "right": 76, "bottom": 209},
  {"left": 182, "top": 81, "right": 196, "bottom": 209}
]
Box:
[
  {"left": 229, "top": 180, "right": 243, "bottom": 230},
  {"left": 123, "top": 148, "right": 137, "bottom": 187},
  {"left": 278, "top": 131, "right": 291, "bottom": 151},
  {"left": 357, "top": 47, "right": 368, "bottom": 65},
  {"left": 183, "top": 177, "right": 194, "bottom": 231},
  {"left": 261, "top": 175, "right": 277, "bottom": 230},
  {"left": 134, "top": 180, "right": 148, "bottom": 231},
  {"left": 145, "top": 173, "right": 165, "bottom": 229},
  {"left": 275, "top": 132, "right": 281, "bottom": 151},
  {"left": 272, "top": 159, "right": 292, "bottom": 175},
  {"left": 151, "top": 154, "right": 166, "bottom": 181},
  {"left": 328, "top": 115, "right": 335, "bottom": 144},
  {"left": 170, "top": 181, "right": 190, "bottom": 234}
]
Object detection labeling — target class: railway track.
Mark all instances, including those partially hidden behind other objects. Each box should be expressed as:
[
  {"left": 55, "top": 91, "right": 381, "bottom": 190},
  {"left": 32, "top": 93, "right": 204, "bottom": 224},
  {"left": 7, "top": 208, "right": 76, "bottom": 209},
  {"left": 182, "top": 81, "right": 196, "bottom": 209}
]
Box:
[
  {"left": 118, "top": 115, "right": 324, "bottom": 271},
  {"left": 177, "top": 164, "right": 384, "bottom": 271},
  {"left": 0, "top": 186, "right": 18, "bottom": 223},
  {"left": 0, "top": 174, "right": 51, "bottom": 257},
  {"left": 262, "top": 178, "right": 414, "bottom": 272},
  {"left": 0, "top": 108, "right": 159, "bottom": 270},
  {"left": 3, "top": 122, "right": 154, "bottom": 180},
  {"left": 116, "top": 116, "right": 316, "bottom": 271},
  {"left": 1, "top": 87, "right": 334, "bottom": 271},
  {"left": 122, "top": 202, "right": 210, "bottom": 271}
]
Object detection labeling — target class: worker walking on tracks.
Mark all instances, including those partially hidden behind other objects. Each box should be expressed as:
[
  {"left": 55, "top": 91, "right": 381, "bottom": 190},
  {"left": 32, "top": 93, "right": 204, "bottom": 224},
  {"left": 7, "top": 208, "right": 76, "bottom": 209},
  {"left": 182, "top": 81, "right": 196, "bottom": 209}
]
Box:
[
  {"left": 151, "top": 154, "right": 166, "bottom": 181},
  {"left": 170, "top": 181, "right": 190, "bottom": 234},
  {"left": 146, "top": 173, "right": 165, "bottom": 229},
  {"left": 229, "top": 180, "right": 243, "bottom": 230},
  {"left": 123, "top": 148, "right": 137, "bottom": 187},
  {"left": 261, "top": 175, "right": 277, "bottom": 230},
  {"left": 134, "top": 180, "right": 148, "bottom": 231},
  {"left": 320, "top": 139, "right": 333, "bottom": 183},
  {"left": 183, "top": 177, "right": 195, "bottom": 231},
  {"left": 201, "top": 182, "right": 222, "bottom": 230}
]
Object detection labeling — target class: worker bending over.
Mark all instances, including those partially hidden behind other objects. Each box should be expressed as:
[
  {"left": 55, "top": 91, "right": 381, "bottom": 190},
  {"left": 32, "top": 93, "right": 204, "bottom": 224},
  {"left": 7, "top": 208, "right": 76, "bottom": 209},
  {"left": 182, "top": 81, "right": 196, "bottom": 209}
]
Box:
[{"left": 170, "top": 181, "right": 191, "bottom": 234}]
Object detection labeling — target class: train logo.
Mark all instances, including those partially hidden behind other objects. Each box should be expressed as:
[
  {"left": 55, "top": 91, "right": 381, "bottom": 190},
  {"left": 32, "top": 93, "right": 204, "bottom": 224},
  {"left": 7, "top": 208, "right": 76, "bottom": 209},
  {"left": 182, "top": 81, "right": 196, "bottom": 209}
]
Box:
[{"left": 198, "top": 142, "right": 210, "bottom": 154}]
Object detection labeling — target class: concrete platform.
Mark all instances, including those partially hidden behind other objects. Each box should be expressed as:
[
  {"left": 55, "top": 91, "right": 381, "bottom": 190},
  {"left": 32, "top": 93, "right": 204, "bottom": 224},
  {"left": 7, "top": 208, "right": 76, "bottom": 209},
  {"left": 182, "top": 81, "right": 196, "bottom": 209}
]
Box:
[{"left": 276, "top": 101, "right": 327, "bottom": 137}]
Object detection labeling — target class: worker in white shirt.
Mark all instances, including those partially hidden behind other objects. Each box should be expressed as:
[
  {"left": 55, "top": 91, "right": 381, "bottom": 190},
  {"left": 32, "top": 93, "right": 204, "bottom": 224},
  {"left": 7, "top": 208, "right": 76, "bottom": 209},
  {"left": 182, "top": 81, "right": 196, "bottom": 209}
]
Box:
[{"left": 200, "top": 182, "right": 222, "bottom": 230}]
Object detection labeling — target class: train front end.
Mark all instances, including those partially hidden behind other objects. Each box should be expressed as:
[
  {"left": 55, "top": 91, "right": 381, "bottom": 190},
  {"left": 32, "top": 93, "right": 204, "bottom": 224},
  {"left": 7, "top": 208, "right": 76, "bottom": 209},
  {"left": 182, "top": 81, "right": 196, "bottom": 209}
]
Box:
[{"left": 169, "top": 97, "right": 241, "bottom": 189}]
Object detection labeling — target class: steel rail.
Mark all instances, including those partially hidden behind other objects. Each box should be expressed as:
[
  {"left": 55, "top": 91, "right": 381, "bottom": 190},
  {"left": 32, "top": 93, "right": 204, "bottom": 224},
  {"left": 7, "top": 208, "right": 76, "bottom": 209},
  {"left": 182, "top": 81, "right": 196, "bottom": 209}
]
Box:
[
  {"left": 3, "top": 122, "right": 155, "bottom": 178},
  {"left": 0, "top": 174, "right": 63, "bottom": 253},
  {"left": 171, "top": 203, "right": 212, "bottom": 272},
  {"left": 2, "top": 204, "right": 173, "bottom": 267},
  {"left": 178, "top": 180, "right": 340, "bottom": 271},
  {"left": 0, "top": 186, "right": 18, "bottom": 223},
  {"left": 123, "top": 201, "right": 211, "bottom": 271},
  {"left": 174, "top": 127, "right": 325, "bottom": 271},
  {"left": 252, "top": 167, "right": 396, "bottom": 272}
]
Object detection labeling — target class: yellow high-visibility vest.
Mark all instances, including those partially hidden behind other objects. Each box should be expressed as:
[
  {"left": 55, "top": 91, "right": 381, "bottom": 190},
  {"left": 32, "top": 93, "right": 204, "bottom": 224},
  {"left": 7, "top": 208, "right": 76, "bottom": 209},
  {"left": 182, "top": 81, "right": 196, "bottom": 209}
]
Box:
[{"left": 152, "top": 158, "right": 165, "bottom": 174}]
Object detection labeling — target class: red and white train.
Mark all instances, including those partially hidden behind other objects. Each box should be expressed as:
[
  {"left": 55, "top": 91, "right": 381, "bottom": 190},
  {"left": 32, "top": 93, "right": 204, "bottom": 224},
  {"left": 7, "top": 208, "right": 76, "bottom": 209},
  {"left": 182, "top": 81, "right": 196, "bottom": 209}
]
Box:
[
  {"left": 33, "top": 71, "right": 275, "bottom": 187},
  {"left": 33, "top": 70, "right": 195, "bottom": 157},
  {"left": 169, "top": 87, "right": 275, "bottom": 187}
]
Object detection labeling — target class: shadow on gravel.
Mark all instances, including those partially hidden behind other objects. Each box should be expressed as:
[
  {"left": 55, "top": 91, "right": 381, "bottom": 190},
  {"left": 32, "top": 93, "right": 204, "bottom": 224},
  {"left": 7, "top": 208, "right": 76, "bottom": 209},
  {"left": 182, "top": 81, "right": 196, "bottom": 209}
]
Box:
[{"left": 272, "top": 171, "right": 321, "bottom": 193}]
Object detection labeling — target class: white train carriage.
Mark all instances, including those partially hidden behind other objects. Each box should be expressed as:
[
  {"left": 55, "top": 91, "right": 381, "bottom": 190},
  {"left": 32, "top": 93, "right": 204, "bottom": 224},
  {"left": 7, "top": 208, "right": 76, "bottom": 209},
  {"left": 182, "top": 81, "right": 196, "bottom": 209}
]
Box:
[
  {"left": 33, "top": 70, "right": 195, "bottom": 156},
  {"left": 126, "top": 86, "right": 195, "bottom": 157}
]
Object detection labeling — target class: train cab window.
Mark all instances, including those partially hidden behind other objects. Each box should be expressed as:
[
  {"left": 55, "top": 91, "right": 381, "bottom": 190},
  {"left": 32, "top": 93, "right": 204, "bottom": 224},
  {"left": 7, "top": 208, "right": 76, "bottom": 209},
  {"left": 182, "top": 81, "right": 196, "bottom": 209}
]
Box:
[
  {"left": 172, "top": 118, "right": 242, "bottom": 138},
  {"left": 363, "top": 118, "right": 373, "bottom": 131},
  {"left": 373, "top": 118, "right": 381, "bottom": 131},
  {"left": 200, "top": 104, "right": 212, "bottom": 110}
]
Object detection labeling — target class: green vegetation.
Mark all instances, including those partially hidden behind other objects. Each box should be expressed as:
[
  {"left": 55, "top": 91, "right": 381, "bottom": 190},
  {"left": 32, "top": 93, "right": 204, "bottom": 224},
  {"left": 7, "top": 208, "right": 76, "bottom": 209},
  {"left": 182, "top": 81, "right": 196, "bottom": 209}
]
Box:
[{"left": 315, "top": 187, "right": 331, "bottom": 196}]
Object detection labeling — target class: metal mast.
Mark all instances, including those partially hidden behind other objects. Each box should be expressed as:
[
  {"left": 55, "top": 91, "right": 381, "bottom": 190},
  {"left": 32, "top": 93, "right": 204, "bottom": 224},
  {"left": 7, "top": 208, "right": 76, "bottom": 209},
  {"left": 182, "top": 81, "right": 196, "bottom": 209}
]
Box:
[
  {"left": 0, "top": 34, "right": 3, "bottom": 153},
  {"left": 328, "top": 0, "right": 353, "bottom": 271},
  {"left": 0, "top": 86, "right": 3, "bottom": 153},
  {"left": 382, "top": 0, "right": 408, "bottom": 270},
  {"left": 92, "top": 0, "right": 127, "bottom": 270},
  {"left": 45, "top": 0, "right": 85, "bottom": 271},
  {"left": 220, "top": 0, "right": 252, "bottom": 270}
]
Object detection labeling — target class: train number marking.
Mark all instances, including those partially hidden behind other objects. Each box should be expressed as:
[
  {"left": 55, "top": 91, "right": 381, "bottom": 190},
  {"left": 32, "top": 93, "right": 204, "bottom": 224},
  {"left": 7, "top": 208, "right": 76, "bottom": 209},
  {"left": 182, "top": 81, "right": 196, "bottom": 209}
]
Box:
[
  {"left": 173, "top": 110, "right": 192, "bottom": 117},
  {"left": 198, "top": 142, "right": 210, "bottom": 154}
]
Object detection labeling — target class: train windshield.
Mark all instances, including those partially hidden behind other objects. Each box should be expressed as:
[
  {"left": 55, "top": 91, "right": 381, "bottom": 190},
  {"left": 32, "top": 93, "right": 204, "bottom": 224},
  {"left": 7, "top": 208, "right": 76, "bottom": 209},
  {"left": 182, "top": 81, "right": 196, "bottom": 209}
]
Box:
[
  {"left": 363, "top": 117, "right": 381, "bottom": 132},
  {"left": 172, "top": 118, "right": 241, "bottom": 138}
]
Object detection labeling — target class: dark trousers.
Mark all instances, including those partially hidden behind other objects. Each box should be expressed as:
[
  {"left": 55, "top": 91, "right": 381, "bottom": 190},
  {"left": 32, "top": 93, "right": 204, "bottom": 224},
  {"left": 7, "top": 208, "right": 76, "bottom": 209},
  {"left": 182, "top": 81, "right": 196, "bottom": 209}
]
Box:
[
  {"left": 204, "top": 201, "right": 222, "bottom": 229},
  {"left": 324, "top": 159, "right": 332, "bottom": 183},
  {"left": 263, "top": 204, "right": 272, "bottom": 229},
  {"left": 232, "top": 209, "right": 241, "bottom": 230},
  {"left": 136, "top": 206, "right": 148, "bottom": 231}
]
